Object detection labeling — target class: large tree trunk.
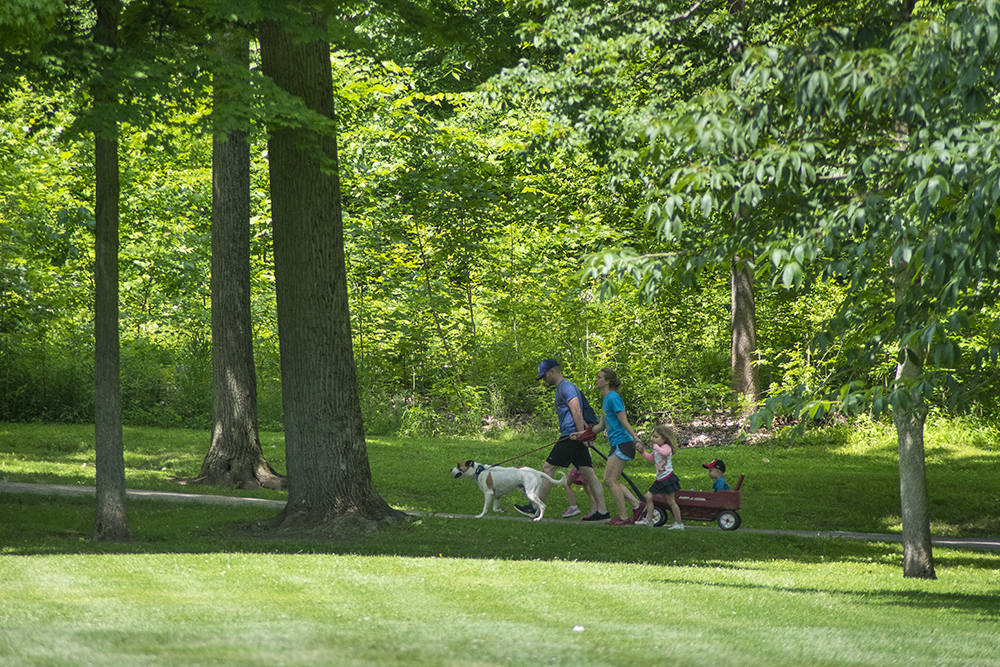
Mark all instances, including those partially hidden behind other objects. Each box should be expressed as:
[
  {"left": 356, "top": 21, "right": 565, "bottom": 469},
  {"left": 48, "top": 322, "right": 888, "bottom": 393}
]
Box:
[
  {"left": 92, "top": 0, "right": 130, "bottom": 543},
  {"left": 731, "top": 252, "right": 760, "bottom": 407},
  {"left": 258, "top": 13, "right": 402, "bottom": 530},
  {"left": 192, "top": 27, "right": 285, "bottom": 491}
]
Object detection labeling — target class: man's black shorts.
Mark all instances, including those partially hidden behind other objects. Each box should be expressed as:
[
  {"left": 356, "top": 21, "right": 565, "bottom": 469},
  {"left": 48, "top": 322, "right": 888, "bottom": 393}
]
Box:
[{"left": 546, "top": 437, "right": 594, "bottom": 469}]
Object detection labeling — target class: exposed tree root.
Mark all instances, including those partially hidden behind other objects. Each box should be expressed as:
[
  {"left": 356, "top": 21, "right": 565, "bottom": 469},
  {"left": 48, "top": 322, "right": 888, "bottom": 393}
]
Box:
[
  {"left": 175, "top": 459, "right": 287, "bottom": 491},
  {"left": 241, "top": 505, "right": 412, "bottom": 542}
]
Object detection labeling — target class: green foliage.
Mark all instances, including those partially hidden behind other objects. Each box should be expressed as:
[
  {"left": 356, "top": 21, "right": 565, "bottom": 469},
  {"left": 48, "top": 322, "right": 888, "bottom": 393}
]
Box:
[
  {"left": 0, "top": 0, "right": 65, "bottom": 49},
  {"left": 568, "top": 1, "right": 1000, "bottom": 427},
  {"left": 6, "top": 0, "right": 1000, "bottom": 440}
]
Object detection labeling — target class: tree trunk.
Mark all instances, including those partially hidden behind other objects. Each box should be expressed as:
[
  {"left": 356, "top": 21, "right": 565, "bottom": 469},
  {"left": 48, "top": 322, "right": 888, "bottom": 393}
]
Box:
[
  {"left": 727, "top": 0, "right": 758, "bottom": 412},
  {"left": 414, "top": 225, "right": 460, "bottom": 379},
  {"left": 259, "top": 13, "right": 402, "bottom": 530},
  {"left": 892, "top": 245, "right": 936, "bottom": 579},
  {"left": 730, "top": 252, "right": 760, "bottom": 406},
  {"left": 893, "top": 377, "right": 936, "bottom": 577},
  {"left": 193, "top": 27, "right": 285, "bottom": 491},
  {"left": 893, "top": 347, "right": 936, "bottom": 578},
  {"left": 464, "top": 250, "right": 478, "bottom": 385},
  {"left": 92, "top": 0, "right": 130, "bottom": 543}
]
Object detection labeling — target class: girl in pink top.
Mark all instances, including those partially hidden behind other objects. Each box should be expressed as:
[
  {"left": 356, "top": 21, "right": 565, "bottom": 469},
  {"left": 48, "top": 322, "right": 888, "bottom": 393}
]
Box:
[{"left": 635, "top": 425, "right": 684, "bottom": 529}]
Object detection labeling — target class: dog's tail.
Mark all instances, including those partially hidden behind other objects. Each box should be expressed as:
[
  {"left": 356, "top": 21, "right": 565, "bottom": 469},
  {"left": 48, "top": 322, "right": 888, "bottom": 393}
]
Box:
[{"left": 541, "top": 471, "right": 567, "bottom": 485}]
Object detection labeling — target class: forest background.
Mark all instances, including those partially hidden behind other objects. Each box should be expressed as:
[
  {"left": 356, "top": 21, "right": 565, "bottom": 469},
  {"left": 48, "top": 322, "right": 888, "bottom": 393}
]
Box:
[
  {"left": 6, "top": 0, "right": 997, "bottom": 439},
  {"left": 0, "top": 1, "right": 778, "bottom": 434}
]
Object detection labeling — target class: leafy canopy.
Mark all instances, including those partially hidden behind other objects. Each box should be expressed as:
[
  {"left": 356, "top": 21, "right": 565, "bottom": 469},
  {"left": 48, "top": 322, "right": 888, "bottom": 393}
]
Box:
[{"left": 591, "top": 0, "right": 1000, "bottom": 425}]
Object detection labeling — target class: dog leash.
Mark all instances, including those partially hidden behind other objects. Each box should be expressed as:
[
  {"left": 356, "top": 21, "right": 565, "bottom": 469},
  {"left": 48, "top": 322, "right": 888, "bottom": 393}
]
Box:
[
  {"left": 489, "top": 431, "right": 597, "bottom": 468},
  {"left": 489, "top": 441, "right": 556, "bottom": 468}
]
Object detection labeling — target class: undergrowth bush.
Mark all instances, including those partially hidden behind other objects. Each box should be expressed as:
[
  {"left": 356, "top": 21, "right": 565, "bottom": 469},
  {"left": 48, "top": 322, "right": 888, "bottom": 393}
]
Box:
[
  {"left": 359, "top": 381, "right": 406, "bottom": 436},
  {"left": 120, "top": 339, "right": 212, "bottom": 430},
  {"left": 0, "top": 332, "right": 93, "bottom": 423}
]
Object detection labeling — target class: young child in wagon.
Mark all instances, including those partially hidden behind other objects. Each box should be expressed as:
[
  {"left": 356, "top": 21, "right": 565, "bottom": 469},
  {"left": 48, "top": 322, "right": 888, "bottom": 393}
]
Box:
[{"left": 703, "top": 458, "right": 731, "bottom": 491}]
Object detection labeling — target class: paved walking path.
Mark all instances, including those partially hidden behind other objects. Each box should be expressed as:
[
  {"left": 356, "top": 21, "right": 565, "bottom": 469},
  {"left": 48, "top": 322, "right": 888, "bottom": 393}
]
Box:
[
  {"left": 3, "top": 481, "right": 999, "bottom": 552},
  {"left": 0, "top": 480, "right": 287, "bottom": 508}
]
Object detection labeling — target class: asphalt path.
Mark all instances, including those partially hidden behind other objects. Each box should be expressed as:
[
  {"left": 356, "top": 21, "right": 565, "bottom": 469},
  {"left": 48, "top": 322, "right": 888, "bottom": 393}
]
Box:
[{"left": 3, "top": 481, "right": 999, "bottom": 552}]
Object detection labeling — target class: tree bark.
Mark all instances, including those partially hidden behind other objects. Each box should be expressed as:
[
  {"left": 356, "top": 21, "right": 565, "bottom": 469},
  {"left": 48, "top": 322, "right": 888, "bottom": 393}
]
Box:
[
  {"left": 259, "top": 13, "right": 402, "bottom": 530},
  {"left": 726, "top": 0, "right": 759, "bottom": 412},
  {"left": 192, "top": 27, "right": 285, "bottom": 491},
  {"left": 92, "top": 0, "right": 130, "bottom": 543},
  {"left": 892, "top": 244, "right": 936, "bottom": 579},
  {"left": 731, "top": 252, "right": 760, "bottom": 406},
  {"left": 893, "top": 347, "right": 936, "bottom": 579}
]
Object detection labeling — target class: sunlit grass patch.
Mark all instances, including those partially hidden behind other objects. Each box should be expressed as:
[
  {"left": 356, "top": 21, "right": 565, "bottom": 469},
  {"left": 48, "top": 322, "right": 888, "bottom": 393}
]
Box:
[
  {"left": 2, "top": 417, "right": 999, "bottom": 535},
  {"left": 0, "top": 535, "right": 997, "bottom": 667}
]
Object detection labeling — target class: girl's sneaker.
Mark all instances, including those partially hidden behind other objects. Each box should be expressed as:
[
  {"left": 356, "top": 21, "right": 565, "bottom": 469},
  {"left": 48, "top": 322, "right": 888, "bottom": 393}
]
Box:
[
  {"left": 668, "top": 522, "right": 685, "bottom": 530},
  {"left": 634, "top": 517, "right": 655, "bottom": 527},
  {"left": 562, "top": 506, "right": 581, "bottom": 518}
]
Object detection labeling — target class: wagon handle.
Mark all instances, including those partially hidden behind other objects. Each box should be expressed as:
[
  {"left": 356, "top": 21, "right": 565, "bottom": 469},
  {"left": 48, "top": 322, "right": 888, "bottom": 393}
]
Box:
[{"left": 734, "top": 474, "right": 745, "bottom": 491}]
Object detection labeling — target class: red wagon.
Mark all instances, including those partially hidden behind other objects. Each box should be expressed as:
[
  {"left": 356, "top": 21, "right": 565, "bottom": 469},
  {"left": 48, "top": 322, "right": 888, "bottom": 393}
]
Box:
[{"left": 646, "top": 473, "right": 745, "bottom": 530}]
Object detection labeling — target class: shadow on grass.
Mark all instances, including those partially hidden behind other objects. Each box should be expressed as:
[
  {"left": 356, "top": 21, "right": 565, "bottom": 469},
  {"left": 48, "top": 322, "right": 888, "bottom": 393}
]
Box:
[{"left": 651, "top": 577, "right": 1000, "bottom": 623}]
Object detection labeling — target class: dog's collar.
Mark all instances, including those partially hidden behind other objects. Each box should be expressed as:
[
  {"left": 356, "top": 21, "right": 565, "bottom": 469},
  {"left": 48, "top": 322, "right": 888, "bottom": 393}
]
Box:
[{"left": 474, "top": 464, "right": 489, "bottom": 480}]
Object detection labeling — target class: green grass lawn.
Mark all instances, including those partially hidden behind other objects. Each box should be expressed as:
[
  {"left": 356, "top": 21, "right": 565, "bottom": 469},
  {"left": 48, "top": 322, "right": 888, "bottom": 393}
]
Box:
[
  {"left": 2, "top": 416, "right": 999, "bottom": 534},
  {"left": 1, "top": 419, "right": 999, "bottom": 666}
]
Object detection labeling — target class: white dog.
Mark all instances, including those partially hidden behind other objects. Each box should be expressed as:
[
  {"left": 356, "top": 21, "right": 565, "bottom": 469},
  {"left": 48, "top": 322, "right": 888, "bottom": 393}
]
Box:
[{"left": 450, "top": 460, "right": 566, "bottom": 521}]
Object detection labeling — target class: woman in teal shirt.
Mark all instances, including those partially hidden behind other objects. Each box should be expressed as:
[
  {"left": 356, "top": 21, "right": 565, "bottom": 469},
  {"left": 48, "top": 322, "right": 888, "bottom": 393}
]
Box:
[{"left": 577, "top": 368, "right": 643, "bottom": 525}]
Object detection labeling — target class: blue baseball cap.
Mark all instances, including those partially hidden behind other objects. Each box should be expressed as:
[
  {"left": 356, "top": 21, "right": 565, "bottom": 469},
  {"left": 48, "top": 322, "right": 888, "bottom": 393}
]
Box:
[{"left": 536, "top": 358, "right": 559, "bottom": 380}]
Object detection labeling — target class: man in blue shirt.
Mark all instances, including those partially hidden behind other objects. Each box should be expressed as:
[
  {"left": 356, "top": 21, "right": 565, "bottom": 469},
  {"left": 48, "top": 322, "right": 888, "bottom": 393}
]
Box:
[{"left": 515, "top": 359, "right": 610, "bottom": 521}]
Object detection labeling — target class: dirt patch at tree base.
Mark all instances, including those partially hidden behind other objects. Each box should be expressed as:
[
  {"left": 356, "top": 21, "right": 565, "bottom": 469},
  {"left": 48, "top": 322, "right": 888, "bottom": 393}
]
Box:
[{"left": 661, "top": 413, "right": 774, "bottom": 450}]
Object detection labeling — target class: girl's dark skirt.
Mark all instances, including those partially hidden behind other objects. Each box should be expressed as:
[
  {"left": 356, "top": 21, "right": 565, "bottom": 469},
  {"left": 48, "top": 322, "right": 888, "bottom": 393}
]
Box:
[{"left": 649, "top": 472, "right": 681, "bottom": 495}]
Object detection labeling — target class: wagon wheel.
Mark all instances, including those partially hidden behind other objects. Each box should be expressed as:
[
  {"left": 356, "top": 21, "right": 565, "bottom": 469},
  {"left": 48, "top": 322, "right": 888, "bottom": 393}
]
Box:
[
  {"left": 651, "top": 506, "right": 669, "bottom": 528},
  {"left": 717, "top": 510, "right": 741, "bottom": 531}
]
